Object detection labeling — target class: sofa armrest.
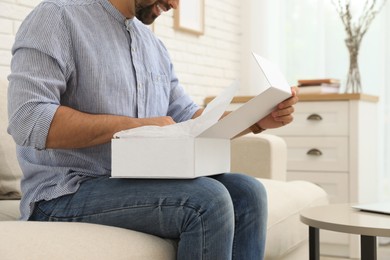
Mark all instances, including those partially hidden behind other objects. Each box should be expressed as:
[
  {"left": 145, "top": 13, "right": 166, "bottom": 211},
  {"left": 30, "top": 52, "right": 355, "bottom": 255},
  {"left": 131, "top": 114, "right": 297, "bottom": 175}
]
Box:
[{"left": 231, "top": 134, "right": 287, "bottom": 181}]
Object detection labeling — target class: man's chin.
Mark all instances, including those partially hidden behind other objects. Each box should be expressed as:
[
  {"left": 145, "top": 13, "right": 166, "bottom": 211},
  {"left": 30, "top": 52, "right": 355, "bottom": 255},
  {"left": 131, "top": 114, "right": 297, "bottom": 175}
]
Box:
[{"left": 136, "top": 14, "right": 157, "bottom": 25}]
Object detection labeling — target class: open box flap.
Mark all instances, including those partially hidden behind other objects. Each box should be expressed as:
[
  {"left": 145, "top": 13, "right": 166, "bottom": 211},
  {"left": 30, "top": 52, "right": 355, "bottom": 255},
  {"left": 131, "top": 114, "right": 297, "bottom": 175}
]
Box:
[
  {"left": 189, "top": 80, "right": 238, "bottom": 136},
  {"left": 252, "top": 52, "right": 291, "bottom": 92},
  {"left": 198, "top": 53, "right": 292, "bottom": 139},
  {"left": 198, "top": 87, "right": 291, "bottom": 139}
]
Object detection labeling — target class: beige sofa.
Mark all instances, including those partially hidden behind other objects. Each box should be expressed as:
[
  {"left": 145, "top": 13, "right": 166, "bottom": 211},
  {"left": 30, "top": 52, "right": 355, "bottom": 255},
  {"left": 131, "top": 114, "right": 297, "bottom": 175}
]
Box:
[{"left": 0, "top": 81, "right": 328, "bottom": 259}]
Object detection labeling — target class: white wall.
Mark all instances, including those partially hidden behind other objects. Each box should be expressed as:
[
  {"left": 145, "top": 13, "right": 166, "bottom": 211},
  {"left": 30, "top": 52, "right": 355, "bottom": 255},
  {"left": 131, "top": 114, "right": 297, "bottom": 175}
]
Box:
[
  {"left": 0, "top": 0, "right": 41, "bottom": 87},
  {"left": 381, "top": 3, "right": 390, "bottom": 200},
  {"left": 154, "top": 0, "right": 242, "bottom": 105},
  {"left": 240, "top": 0, "right": 286, "bottom": 95},
  {"left": 0, "top": 0, "right": 243, "bottom": 106}
]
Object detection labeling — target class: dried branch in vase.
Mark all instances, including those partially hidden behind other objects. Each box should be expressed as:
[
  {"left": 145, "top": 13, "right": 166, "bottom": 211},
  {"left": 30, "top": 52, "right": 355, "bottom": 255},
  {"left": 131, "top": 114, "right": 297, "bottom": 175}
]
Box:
[{"left": 331, "top": 0, "right": 387, "bottom": 93}]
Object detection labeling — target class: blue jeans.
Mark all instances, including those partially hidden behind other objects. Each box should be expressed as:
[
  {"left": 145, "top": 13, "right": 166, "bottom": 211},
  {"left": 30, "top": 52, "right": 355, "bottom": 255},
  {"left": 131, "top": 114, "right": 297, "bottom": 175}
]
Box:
[{"left": 29, "top": 173, "right": 267, "bottom": 260}]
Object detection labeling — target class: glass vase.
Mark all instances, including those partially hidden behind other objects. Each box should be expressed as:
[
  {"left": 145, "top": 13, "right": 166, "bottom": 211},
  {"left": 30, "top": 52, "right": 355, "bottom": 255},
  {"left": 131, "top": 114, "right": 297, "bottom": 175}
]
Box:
[{"left": 344, "top": 37, "right": 362, "bottom": 93}]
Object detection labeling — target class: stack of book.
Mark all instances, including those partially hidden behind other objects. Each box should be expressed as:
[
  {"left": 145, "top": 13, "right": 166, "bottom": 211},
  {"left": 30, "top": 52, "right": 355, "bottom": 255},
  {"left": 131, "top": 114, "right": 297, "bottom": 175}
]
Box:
[{"left": 297, "top": 79, "right": 340, "bottom": 94}]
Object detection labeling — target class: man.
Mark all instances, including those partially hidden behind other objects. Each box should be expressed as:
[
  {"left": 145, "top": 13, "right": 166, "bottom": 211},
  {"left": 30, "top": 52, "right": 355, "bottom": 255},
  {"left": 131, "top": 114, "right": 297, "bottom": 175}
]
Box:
[{"left": 7, "top": 0, "right": 298, "bottom": 259}]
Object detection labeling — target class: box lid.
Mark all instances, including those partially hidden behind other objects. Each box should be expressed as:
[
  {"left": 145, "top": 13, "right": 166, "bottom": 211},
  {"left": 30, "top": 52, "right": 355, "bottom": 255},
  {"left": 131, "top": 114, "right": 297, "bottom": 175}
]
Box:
[{"left": 198, "top": 53, "right": 292, "bottom": 139}]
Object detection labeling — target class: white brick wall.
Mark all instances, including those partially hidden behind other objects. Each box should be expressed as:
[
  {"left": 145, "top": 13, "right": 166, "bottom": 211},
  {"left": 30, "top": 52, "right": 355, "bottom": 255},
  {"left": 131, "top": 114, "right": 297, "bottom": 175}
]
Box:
[
  {"left": 0, "top": 0, "right": 41, "bottom": 86},
  {"left": 0, "top": 0, "right": 242, "bottom": 105}
]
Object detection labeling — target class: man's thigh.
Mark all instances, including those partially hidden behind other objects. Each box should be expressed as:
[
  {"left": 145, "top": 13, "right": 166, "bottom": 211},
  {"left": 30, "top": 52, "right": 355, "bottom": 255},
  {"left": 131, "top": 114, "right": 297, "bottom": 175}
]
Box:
[{"left": 30, "top": 176, "right": 232, "bottom": 238}]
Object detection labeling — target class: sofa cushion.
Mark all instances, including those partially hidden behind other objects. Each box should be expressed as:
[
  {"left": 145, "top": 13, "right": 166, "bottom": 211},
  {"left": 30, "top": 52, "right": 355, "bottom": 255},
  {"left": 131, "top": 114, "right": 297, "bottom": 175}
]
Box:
[
  {"left": 0, "top": 221, "right": 177, "bottom": 260},
  {"left": 260, "top": 178, "right": 328, "bottom": 259},
  {"left": 0, "top": 200, "right": 20, "bottom": 221},
  {"left": 0, "top": 80, "right": 22, "bottom": 199}
]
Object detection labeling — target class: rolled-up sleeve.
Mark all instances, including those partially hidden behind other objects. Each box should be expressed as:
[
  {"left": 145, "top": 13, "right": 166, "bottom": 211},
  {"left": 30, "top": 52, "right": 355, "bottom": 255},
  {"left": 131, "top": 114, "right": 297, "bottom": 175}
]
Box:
[
  {"left": 8, "top": 49, "right": 65, "bottom": 149},
  {"left": 7, "top": 3, "right": 71, "bottom": 150}
]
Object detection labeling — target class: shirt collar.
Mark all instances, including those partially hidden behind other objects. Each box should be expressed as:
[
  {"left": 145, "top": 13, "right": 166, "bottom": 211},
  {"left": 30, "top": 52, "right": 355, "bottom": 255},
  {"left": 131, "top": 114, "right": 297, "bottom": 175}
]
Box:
[{"left": 98, "top": 0, "right": 133, "bottom": 25}]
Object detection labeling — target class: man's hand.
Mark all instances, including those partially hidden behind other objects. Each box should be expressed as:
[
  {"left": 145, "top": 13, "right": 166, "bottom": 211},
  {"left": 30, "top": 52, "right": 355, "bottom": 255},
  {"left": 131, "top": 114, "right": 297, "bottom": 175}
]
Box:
[
  {"left": 256, "top": 86, "right": 299, "bottom": 130},
  {"left": 139, "top": 116, "right": 176, "bottom": 127}
]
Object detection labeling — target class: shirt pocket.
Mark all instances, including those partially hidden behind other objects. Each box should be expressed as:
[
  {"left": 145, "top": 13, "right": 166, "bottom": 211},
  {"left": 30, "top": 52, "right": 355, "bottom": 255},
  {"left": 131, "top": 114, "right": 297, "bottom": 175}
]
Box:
[{"left": 145, "top": 73, "right": 170, "bottom": 116}]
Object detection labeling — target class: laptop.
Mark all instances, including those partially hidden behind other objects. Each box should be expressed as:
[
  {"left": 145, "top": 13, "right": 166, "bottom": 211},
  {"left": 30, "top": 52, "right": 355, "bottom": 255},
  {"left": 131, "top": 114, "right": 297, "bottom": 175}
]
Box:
[{"left": 352, "top": 202, "right": 390, "bottom": 215}]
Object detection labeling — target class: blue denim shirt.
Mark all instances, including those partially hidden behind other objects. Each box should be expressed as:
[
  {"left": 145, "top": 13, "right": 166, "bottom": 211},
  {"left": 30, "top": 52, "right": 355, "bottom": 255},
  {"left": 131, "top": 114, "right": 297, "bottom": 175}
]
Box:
[{"left": 7, "top": 0, "right": 199, "bottom": 220}]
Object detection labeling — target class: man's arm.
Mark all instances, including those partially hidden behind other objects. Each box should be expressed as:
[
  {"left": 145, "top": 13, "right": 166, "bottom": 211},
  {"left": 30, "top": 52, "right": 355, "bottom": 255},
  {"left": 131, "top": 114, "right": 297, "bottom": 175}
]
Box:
[{"left": 46, "top": 106, "right": 175, "bottom": 149}]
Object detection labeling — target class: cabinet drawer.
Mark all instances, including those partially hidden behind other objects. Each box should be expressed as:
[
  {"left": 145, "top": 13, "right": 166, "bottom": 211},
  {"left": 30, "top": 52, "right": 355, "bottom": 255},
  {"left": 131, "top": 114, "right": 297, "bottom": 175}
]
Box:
[
  {"left": 284, "top": 137, "right": 348, "bottom": 172},
  {"left": 287, "top": 171, "right": 349, "bottom": 203},
  {"left": 266, "top": 101, "right": 349, "bottom": 136}
]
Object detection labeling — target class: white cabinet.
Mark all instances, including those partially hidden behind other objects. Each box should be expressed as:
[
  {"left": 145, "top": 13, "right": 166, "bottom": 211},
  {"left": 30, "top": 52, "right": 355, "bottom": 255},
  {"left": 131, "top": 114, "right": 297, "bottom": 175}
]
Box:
[
  {"left": 264, "top": 93, "right": 379, "bottom": 258},
  {"left": 264, "top": 94, "right": 379, "bottom": 202}
]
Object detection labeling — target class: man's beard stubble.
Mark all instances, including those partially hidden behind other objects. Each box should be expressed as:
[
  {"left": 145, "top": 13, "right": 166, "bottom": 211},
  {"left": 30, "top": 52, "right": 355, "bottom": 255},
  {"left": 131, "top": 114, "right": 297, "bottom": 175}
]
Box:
[{"left": 135, "top": 4, "right": 157, "bottom": 25}]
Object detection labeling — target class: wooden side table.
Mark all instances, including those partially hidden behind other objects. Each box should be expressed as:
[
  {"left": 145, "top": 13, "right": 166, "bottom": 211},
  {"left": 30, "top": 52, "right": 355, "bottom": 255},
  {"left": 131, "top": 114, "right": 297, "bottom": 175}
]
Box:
[{"left": 300, "top": 204, "right": 390, "bottom": 260}]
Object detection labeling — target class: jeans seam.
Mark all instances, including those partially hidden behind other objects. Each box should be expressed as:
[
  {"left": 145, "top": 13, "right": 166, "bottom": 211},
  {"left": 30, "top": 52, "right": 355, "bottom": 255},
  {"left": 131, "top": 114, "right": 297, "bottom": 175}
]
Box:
[
  {"left": 201, "top": 215, "right": 205, "bottom": 260},
  {"left": 232, "top": 217, "right": 238, "bottom": 260},
  {"left": 41, "top": 202, "right": 204, "bottom": 222}
]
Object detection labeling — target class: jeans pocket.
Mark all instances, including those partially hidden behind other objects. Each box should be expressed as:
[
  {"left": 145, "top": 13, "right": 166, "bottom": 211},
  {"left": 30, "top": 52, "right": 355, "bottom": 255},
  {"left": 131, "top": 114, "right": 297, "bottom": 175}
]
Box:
[{"left": 29, "top": 201, "right": 52, "bottom": 221}]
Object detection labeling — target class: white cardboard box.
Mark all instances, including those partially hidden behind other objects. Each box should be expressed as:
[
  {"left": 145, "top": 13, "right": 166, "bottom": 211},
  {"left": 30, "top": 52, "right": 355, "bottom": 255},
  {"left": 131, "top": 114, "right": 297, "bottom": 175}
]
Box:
[{"left": 111, "top": 53, "right": 292, "bottom": 178}]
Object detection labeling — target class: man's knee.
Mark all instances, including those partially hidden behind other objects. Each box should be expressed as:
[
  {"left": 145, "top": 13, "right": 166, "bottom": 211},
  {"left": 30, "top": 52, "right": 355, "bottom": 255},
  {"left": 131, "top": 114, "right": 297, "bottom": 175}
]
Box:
[
  {"left": 213, "top": 173, "right": 268, "bottom": 215},
  {"left": 190, "top": 177, "right": 235, "bottom": 215},
  {"left": 179, "top": 178, "right": 235, "bottom": 233}
]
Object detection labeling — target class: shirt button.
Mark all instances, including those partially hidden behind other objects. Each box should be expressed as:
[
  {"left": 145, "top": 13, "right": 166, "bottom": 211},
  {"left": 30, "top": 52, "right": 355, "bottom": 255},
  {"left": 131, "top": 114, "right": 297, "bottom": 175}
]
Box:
[{"left": 138, "top": 83, "right": 143, "bottom": 89}]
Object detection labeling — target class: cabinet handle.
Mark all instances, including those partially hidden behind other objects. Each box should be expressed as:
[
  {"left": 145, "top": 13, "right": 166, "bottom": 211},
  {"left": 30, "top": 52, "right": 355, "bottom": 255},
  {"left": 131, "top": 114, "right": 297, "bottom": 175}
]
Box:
[
  {"left": 307, "top": 148, "right": 323, "bottom": 156},
  {"left": 307, "top": 114, "right": 323, "bottom": 121}
]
